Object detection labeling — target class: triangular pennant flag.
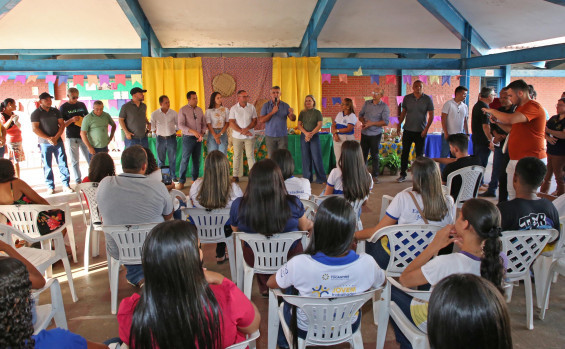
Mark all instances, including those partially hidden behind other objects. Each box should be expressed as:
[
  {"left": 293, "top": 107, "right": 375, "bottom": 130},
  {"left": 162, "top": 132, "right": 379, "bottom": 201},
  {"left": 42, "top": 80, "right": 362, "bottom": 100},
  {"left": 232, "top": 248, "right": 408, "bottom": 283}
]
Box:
[
  {"left": 418, "top": 75, "right": 428, "bottom": 85},
  {"left": 396, "top": 96, "right": 404, "bottom": 105},
  {"left": 433, "top": 115, "right": 442, "bottom": 122},
  {"left": 99, "top": 75, "right": 110, "bottom": 85},
  {"left": 382, "top": 96, "right": 389, "bottom": 105},
  {"left": 0, "top": 75, "right": 9, "bottom": 85},
  {"left": 15, "top": 75, "right": 26, "bottom": 84},
  {"left": 58, "top": 75, "right": 68, "bottom": 86},
  {"left": 348, "top": 97, "right": 357, "bottom": 109},
  {"left": 389, "top": 116, "right": 399, "bottom": 125},
  {"left": 100, "top": 100, "right": 109, "bottom": 109},
  {"left": 108, "top": 99, "right": 118, "bottom": 110},
  {"left": 402, "top": 75, "right": 412, "bottom": 85},
  {"left": 45, "top": 75, "right": 57, "bottom": 84},
  {"left": 321, "top": 97, "right": 327, "bottom": 108},
  {"left": 131, "top": 74, "right": 142, "bottom": 86},
  {"left": 115, "top": 74, "right": 126, "bottom": 87},
  {"left": 332, "top": 97, "right": 342, "bottom": 105},
  {"left": 442, "top": 75, "right": 451, "bottom": 86},
  {"left": 338, "top": 74, "right": 348, "bottom": 83},
  {"left": 83, "top": 100, "right": 94, "bottom": 110},
  {"left": 370, "top": 75, "right": 380, "bottom": 84},
  {"left": 27, "top": 75, "right": 38, "bottom": 83},
  {"left": 87, "top": 75, "right": 99, "bottom": 86},
  {"left": 353, "top": 67, "right": 363, "bottom": 76},
  {"left": 117, "top": 99, "right": 126, "bottom": 110},
  {"left": 125, "top": 99, "right": 131, "bottom": 103},
  {"left": 386, "top": 75, "right": 396, "bottom": 84},
  {"left": 73, "top": 75, "right": 84, "bottom": 86},
  {"left": 363, "top": 96, "right": 372, "bottom": 101},
  {"left": 322, "top": 74, "right": 331, "bottom": 84},
  {"left": 429, "top": 75, "right": 440, "bottom": 85}
]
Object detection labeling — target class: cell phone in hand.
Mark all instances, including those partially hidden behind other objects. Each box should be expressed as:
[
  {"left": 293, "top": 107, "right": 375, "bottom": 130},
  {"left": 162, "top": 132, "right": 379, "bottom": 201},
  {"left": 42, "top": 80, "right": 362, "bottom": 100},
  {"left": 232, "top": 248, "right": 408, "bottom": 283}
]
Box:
[{"left": 161, "top": 167, "right": 172, "bottom": 185}]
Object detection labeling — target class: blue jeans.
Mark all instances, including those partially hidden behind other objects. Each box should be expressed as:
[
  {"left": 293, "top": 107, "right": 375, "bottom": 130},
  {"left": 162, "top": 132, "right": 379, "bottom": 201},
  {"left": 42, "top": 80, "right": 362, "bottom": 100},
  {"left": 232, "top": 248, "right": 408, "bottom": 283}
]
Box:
[
  {"left": 39, "top": 141, "right": 70, "bottom": 189},
  {"left": 125, "top": 265, "right": 144, "bottom": 285},
  {"left": 207, "top": 130, "right": 228, "bottom": 154},
  {"left": 156, "top": 135, "right": 178, "bottom": 179},
  {"left": 87, "top": 146, "right": 109, "bottom": 162},
  {"left": 439, "top": 135, "right": 452, "bottom": 172},
  {"left": 66, "top": 138, "right": 90, "bottom": 183},
  {"left": 487, "top": 146, "right": 503, "bottom": 193},
  {"left": 366, "top": 240, "right": 391, "bottom": 270},
  {"left": 300, "top": 133, "right": 327, "bottom": 183},
  {"left": 124, "top": 136, "right": 149, "bottom": 149},
  {"left": 179, "top": 135, "right": 201, "bottom": 183},
  {"left": 0, "top": 146, "right": 5, "bottom": 158},
  {"left": 473, "top": 143, "right": 491, "bottom": 185}
]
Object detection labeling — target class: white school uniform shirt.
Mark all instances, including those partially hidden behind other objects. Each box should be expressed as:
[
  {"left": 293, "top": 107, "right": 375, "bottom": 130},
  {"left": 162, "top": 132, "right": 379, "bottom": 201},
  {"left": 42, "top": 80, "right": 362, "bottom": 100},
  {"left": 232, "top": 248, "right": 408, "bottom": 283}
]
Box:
[
  {"left": 189, "top": 178, "right": 243, "bottom": 208},
  {"left": 385, "top": 190, "right": 455, "bottom": 226},
  {"left": 327, "top": 167, "right": 374, "bottom": 195},
  {"left": 205, "top": 107, "right": 230, "bottom": 129},
  {"left": 441, "top": 99, "right": 468, "bottom": 135},
  {"left": 334, "top": 112, "right": 358, "bottom": 135},
  {"left": 229, "top": 103, "right": 257, "bottom": 139},
  {"left": 285, "top": 176, "right": 311, "bottom": 200},
  {"left": 276, "top": 251, "right": 385, "bottom": 331},
  {"left": 421, "top": 251, "right": 481, "bottom": 287}
]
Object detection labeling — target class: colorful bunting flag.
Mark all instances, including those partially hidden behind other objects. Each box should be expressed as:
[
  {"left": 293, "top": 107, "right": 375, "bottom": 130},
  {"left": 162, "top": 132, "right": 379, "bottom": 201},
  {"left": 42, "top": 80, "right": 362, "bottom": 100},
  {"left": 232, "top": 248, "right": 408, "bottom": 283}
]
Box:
[
  {"left": 73, "top": 75, "right": 84, "bottom": 86},
  {"left": 418, "top": 75, "right": 428, "bottom": 85},
  {"left": 442, "top": 75, "right": 451, "bottom": 86},
  {"left": 429, "top": 75, "right": 440, "bottom": 85},
  {"left": 321, "top": 97, "right": 327, "bottom": 108},
  {"left": 131, "top": 74, "right": 142, "bottom": 86},
  {"left": 58, "top": 75, "right": 68, "bottom": 86},
  {"left": 402, "top": 75, "right": 412, "bottom": 85},
  {"left": 348, "top": 97, "right": 357, "bottom": 109},
  {"left": 389, "top": 116, "right": 399, "bottom": 125},
  {"left": 396, "top": 96, "right": 404, "bottom": 105},
  {"left": 0, "top": 75, "right": 9, "bottom": 85},
  {"left": 15, "top": 75, "right": 26, "bottom": 84},
  {"left": 27, "top": 75, "right": 38, "bottom": 83},
  {"left": 353, "top": 67, "right": 363, "bottom": 76},
  {"left": 108, "top": 99, "right": 118, "bottom": 110},
  {"left": 433, "top": 115, "right": 442, "bottom": 122},
  {"left": 45, "top": 75, "right": 57, "bottom": 84},
  {"left": 100, "top": 100, "right": 109, "bottom": 109},
  {"left": 332, "top": 97, "right": 342, "bottom": 105},
  {"left": 363, "top": 96, "right": 372, "bottom": 101},
  {"left": 338, "top": 74, "right": 348, "bottom": 83},
  {"left": 117, "top": 99, "right": 127, "bottom": 109},
  {"left": 115, "top": 74, "right": 126, "bottom": 87},
  {"left": 99, "top": 75, "right": 110, "bottom": 85},
  {"left": 382, "top": 96, "right": 389, "bottom": 105},
  {"left": 370, "top": 75, "right": 379, "bottom": 84},
  {"left": 87, "top": 75, "right": 99, "bottom": 86},
  {"left": 386, "top": 75, "right": 396, "bottom": 84},
  {"left": 321, "top": 74, "right": 331, "bottom": 84}
]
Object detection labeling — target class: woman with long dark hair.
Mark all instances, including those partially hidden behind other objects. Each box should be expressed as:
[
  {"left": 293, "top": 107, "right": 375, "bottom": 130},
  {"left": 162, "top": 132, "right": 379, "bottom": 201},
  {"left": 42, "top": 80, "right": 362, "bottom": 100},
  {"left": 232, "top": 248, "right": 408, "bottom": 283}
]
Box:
[
  {"left": 428, "top": 274, "right": 512, "bottom": 349},
  {"left": 206, "top": 91, "right": 230, "bottom": 154},
  {"left": 83, "top": 152, "right": 115, "bottom": 183},
  {"left": 331, "top": 98, "right": 357, "bottom": 162},
  {"left": 297, "top": 95, "right": 326, "bottom": 184},
  {"left": 324, "top": 140, "right": 372, "bottom": 202},
  {"left": 230, "top": 159, "right": 312, "bottom": 296},
  {"left": 272, "top": 149, "right": 311, "bottom": 200},
  {"left": 189, "top": 150, "right": 243, "bottom": 262},
  {"left": 267, "top": 196, "right": 385, "bottom": 348},
  {"left": 0, "top": 98, "right": 22, "bottom": 177},
  {"left": 390, "top": 198, "right": 506, "bottom": 348},
  {"left": 0, "top": 257, "right": 107, "bottom": 348},
  {"left": 118, "top": 220, "right": 260, "bottom": 348}
]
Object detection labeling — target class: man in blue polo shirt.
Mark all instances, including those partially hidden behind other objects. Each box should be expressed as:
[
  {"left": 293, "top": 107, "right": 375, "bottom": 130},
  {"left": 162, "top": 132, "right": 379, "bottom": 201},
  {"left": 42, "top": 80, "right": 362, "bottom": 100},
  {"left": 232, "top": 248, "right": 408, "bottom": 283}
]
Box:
[{"left": 259, "top": 86, "right": 296, "bottom": 158}]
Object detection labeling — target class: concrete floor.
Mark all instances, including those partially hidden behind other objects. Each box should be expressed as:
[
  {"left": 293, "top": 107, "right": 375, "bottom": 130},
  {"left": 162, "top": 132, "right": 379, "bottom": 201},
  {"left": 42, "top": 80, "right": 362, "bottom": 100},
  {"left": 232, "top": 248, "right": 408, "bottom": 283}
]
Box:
[{"left": 25, "top": 157, "right": 565, "bottom": 349}]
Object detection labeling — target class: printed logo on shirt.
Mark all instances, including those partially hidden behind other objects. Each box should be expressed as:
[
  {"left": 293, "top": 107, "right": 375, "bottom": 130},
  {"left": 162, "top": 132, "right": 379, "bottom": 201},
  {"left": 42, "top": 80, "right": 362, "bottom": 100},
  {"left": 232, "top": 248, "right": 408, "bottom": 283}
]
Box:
[
  {"left": 331, "top": 286, "right": 357, "bottom": 296},
  {"left": 518, "top": 213, "right": 552, "bottom": 230},
  {"left": 322, "top": 273, "right": 329, "bottom": 280},
  {"left": 330, "top": 274, "right": 350, "bottom": 280},
  {"left": 311, "top": 285, "right": 330, "bottom": 297}
]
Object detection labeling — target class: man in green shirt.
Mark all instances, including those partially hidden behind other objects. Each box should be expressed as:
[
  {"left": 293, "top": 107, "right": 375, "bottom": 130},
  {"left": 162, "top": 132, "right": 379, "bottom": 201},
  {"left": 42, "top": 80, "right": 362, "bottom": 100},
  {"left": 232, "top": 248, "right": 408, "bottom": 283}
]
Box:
[{"left": 80, "top": 100, "right": 116, "bottom": 160}]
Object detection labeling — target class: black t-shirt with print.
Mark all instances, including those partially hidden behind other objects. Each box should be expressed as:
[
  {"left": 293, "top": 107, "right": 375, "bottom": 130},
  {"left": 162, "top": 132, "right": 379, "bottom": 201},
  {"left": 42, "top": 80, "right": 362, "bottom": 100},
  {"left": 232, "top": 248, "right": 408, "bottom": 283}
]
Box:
[
  {"left": 498, "top": 198, "right": 560, "bottom": 233},
  {"left": 59, "top": 101, "right": 88, "bottom": 139}
]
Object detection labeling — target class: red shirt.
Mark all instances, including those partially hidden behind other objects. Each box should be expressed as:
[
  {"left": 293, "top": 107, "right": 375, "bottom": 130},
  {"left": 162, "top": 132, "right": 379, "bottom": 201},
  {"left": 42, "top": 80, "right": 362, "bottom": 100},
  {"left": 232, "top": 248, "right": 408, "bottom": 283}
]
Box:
[
  {"left": 1, "top": 112, "right": 22, "bottom": 143},
  {"left": 117, "top": 277, "right": 255, "bottom": 348},
  {"left": 508, "top": 100, "right": 546, "bottom": 160}
]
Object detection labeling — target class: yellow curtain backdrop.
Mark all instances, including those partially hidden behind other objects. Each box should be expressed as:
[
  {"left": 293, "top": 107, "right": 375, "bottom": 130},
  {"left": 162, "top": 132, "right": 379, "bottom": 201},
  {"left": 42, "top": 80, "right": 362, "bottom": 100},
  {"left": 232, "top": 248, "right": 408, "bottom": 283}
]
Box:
[
  {"left": 141, "top": 57, "right": 206, "bottom": 118},
  {"left": 272, "top": 57, "right": 322, "bottom": 129}
]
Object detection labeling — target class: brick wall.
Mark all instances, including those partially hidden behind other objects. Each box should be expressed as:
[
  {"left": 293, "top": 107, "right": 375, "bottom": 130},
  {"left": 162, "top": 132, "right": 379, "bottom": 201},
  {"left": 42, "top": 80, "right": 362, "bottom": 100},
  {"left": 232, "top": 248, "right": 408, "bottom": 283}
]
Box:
[
  {"left": 510, "top": 76, "right": 565, "bottom": 117},
  {"left": 0, "top": 80, "right": 50, "bottom": 101}
]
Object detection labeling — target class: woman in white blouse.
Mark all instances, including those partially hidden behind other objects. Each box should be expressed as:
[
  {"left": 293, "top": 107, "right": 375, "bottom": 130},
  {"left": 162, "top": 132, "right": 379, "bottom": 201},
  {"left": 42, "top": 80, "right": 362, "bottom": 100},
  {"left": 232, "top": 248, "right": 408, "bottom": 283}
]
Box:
[
  {"left": 331, "top": 98, "right": 357, "bottom": 162},
  {"left": 206, "top": 92, "right": 230, "bottom": 154}
]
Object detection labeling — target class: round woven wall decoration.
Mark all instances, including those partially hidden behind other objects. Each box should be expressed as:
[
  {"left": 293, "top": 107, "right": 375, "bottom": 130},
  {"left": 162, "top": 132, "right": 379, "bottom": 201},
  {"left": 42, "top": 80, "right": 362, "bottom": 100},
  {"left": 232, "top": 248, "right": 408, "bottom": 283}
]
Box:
[
  {"left": 212, "top": 73, "right": 236, "bottom": 97},
  {"left": 254, "top": 98, "right": 268, "bottom": 116}
]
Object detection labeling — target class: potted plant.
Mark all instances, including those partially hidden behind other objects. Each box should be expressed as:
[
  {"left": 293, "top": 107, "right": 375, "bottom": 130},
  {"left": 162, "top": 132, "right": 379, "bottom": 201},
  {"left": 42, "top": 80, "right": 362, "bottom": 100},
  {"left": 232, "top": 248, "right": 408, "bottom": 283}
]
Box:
[{"left": 383, "top": 152, "right": 401, "bottom": 175}]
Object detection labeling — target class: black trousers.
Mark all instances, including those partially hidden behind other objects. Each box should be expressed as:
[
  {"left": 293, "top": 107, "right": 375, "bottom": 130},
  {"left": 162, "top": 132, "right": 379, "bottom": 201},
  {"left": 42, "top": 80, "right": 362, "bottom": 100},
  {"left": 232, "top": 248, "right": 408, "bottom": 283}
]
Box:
[
  {"left": 498, "top": 151, "right": 510, "bottom": 203},
  {"left": 400, "top": 130, "right": 426, "bottom": 176},
  {"left": 361, "top": 133, "right": 382, "bottom": 177}
]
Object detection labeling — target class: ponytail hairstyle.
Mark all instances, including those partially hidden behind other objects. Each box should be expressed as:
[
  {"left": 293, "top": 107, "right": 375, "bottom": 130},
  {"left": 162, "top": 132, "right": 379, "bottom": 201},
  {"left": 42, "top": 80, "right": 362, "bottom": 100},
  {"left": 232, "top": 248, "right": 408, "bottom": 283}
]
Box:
[
  {"left": 461, "top": 199, "right": 505, "bottom": 294},
  {"left": 339, "top": 140, "right": 371, "bottom": 202},
  {"left": 0, "top": 98, "right": 15, "bottom": 113}
]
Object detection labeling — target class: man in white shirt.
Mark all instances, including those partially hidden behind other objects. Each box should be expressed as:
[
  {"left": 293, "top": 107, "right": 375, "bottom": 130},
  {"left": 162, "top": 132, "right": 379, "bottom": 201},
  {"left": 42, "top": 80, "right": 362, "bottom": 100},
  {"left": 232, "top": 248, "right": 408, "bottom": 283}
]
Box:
[
  {"left": 440, "top": 86, "right": 469, "bottom": 168},
  {"left": 151, "top": 95, "right": 178, "bottom": 181},
  {"left": 229, "top": 90, "right": 257, "bottom": 182}
]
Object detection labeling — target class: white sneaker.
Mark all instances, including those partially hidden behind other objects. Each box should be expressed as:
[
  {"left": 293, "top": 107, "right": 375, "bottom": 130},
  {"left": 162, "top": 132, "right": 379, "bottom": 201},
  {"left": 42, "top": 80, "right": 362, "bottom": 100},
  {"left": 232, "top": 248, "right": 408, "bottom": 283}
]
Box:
[{"left": 63, "top": 186, "right": 74, "bottom": 193}]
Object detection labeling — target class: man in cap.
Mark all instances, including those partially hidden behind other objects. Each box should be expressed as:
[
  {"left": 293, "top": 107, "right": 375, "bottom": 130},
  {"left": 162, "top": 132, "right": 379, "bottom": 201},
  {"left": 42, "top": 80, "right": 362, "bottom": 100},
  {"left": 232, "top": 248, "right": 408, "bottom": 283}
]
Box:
[
  {"left": 30, "top": 92, "right": 73, "bottom": 194},
  {"left": 119, "top": 87, "right": 150, "bottom": 148}
]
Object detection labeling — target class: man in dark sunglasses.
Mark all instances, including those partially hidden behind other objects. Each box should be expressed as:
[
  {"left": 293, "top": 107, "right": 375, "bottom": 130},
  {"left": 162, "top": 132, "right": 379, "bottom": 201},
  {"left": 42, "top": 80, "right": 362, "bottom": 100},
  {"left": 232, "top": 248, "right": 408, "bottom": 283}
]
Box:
[{"left": 60, "top": 87, "right": 89, "bottom": 186}]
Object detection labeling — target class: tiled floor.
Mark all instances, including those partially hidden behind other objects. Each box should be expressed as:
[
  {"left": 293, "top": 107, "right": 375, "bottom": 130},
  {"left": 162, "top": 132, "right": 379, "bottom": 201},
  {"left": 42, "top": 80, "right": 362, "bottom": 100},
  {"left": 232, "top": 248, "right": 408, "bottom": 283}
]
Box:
[{"left": 25, "top": 158, "right": 565, "bottom": 349}]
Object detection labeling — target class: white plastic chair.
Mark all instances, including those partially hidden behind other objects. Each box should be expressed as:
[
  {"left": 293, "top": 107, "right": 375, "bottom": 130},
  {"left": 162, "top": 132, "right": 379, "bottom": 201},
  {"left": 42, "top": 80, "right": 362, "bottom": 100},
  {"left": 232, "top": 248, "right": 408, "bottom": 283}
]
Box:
[
  {"left": 533, "top": 216, "right": 565, "bottom": 310},
  {"left": 445, "top": 165, "right": 484, "bottom": 208},
  {"left": 539, "top": 240, "right": 565, "bottom": 320},
  {"left": 235, "top": 231, "right": 307, "bottom": 298},
  {"left": 183, "top": 208, "right": 236, "bottom": 281},
  {"left": 0, "top": 220, "right": 78, "bottom": 302},
  {"left": 226, "top": 330, "right": 260, "bottom": 349},
  {"left": 386, "top": 277, "right": 431, "bottom": 349},
  {"left": 369, "top": 224, "right": 442, "bottom": 349},
  {"left": 103, "top": 223, "right": 157, "bottom": 314},
  {"left": 379, "top": 195, "right": 394, "bottom": 221},
  {"left": 309, "top": 194, "right": 342, "bottom": 205},
  {"left": 33, "top": 278, "right": 68, "bottom": 334},
  {"left": 269, "top": 288, "right": 379, "bottom": 349},
  {"left": 501, "top": 228, "right": 557, "bottom": 329},
  {"left": 299, "top": 199, "right": 318, "bottom": 221},
  {"left": 75, "top": 182, "right": 102, "bottom": 273},
  {"left": 170, "top": 189, "right": 188, "bottom": 221}
]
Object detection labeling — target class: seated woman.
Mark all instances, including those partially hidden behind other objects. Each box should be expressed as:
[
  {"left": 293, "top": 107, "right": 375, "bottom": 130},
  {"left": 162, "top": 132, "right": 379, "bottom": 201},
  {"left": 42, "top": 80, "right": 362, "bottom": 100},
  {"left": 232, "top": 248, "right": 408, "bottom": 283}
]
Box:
[
  {"left": 0, "top": 159, "right": 71, "bottom": 253},
  {"left": 324, "top": 140, "right": 373, "bottom": 202},
  {"left": 428, "top": 274, "right": 512, "bottom": 349},
  {"left": 356, "top": 157, "right": 455, "bottom": 269},
  {"left": 267, "top": 196, "right": 385, "bottom": 348},
  {"left": 391, "top": 199, "right": 506, "bottom": 349},
  {"left": 0, "top": 256, "right": 107, "bottom": 348},
  {"left": 118, "top": 220, "right": 260, "bottom": 348},
  {"left": 82, "top": 152, "right": 115, "bottom": 183},
  {"left": 230, "top": 159, "right": 312, "bottom": 297},
  {"left": 272, "top": 149, "right": 311, "bottom": 200},
  {"left": 189, "top": 150, "right": 243, "bottom": 263}
]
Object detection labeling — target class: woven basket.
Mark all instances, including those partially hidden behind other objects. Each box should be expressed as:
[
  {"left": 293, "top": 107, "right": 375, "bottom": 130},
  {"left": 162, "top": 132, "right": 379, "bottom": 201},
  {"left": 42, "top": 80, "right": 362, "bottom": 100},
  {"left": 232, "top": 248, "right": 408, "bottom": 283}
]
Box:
[{"left": 212, "top": 73, "right": 236, "bottom": 97}]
